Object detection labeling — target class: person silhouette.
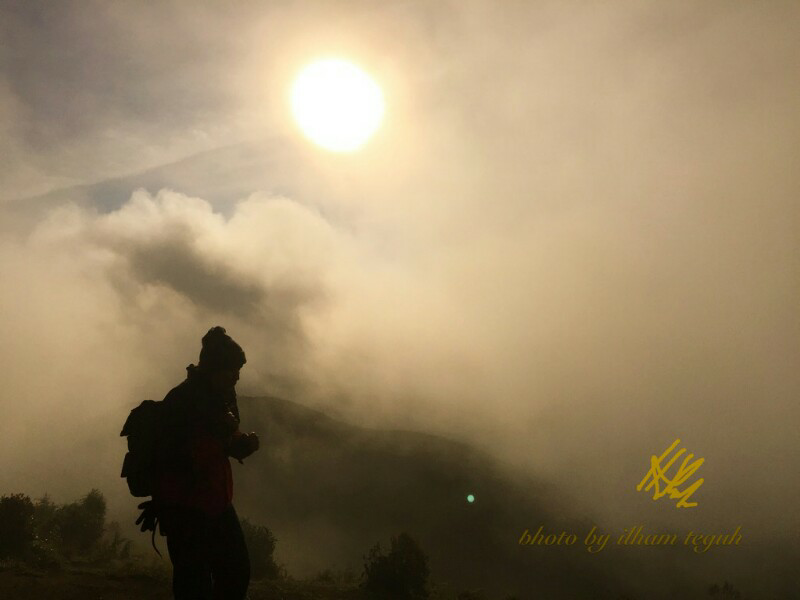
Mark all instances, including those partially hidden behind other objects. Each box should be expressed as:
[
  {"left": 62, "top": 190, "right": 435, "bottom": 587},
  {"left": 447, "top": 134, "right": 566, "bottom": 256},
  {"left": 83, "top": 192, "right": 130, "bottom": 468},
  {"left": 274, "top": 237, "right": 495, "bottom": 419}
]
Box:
[{"left": 152, "top": 326, "right": 260, "bottom": 600}]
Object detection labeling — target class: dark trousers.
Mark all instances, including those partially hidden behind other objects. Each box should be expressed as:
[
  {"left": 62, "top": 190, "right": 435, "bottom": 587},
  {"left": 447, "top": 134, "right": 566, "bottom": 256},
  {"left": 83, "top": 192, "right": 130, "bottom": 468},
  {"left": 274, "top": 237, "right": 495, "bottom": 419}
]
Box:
[{"left": 163, "top": 504, "right": 250, "bottom": 600}]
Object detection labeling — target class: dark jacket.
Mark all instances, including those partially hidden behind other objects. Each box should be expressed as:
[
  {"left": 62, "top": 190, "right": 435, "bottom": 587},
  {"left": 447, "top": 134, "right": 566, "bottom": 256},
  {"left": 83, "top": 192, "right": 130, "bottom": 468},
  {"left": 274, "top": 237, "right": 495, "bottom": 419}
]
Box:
[{"left": 153, "top": 364, "right": 253, "bottom": 517}]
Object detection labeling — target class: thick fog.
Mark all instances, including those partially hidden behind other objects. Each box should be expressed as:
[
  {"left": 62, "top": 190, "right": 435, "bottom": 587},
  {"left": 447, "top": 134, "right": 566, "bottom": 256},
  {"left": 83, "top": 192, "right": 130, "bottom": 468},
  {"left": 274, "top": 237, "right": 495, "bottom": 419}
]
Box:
[{"left": 1, "top": 0, "right": 798, "bottom": 544}]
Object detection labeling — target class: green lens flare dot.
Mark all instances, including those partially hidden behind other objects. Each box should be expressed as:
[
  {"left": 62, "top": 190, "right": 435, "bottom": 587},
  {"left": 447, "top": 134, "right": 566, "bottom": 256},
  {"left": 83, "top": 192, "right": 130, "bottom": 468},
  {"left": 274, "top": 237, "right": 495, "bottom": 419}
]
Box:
[{"left": 467, "top": 494, "right": 475, "bottom": 503}]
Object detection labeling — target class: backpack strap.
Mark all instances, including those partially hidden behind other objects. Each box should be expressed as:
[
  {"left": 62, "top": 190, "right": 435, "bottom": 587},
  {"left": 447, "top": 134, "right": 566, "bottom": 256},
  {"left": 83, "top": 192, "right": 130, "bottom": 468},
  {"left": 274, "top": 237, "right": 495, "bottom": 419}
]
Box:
[{"left": 151, "top": 518, "right": 162, "bottom": 558}]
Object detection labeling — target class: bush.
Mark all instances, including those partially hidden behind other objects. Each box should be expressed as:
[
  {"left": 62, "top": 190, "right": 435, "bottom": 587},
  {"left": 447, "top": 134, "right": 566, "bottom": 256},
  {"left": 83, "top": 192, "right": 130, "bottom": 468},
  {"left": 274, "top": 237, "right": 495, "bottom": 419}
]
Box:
[
  {"left": 32, "top": 494, "right": 60, "bottom": 548},
  {"left": 361, "top": 532, "right": 430, "bottom": 600},
  {"left": 708, "top": 581, "right": 742, "bottom": 599},
  {"left": 0, "top": 494, "right": 35, "bottom": 559},
  {"left": 240, "top": 517, "right": 280, "bottom": 580},
  {"left": 29, "top": 538, "right": 64, "bottom": 571},
  {"left": 53, "top": 488, "right": 106, "bottom": 557},
  {"left": 93, "top": 520, "right": 134, "bottom": 562}
]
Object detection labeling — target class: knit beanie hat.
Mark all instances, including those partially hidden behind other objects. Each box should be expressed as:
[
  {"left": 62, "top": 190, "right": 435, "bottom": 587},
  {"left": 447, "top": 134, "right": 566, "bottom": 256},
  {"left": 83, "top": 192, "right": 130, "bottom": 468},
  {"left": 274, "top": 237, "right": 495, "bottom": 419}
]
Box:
[{"left": 198, "top": 326, "right": 247, "bottom": 372}]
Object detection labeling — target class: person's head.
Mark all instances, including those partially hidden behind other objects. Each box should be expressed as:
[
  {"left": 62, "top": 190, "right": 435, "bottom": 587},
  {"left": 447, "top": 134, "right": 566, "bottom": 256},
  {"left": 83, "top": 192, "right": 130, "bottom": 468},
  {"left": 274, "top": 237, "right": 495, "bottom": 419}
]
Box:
[{"left": 197, "top": 326, "right": 246, "bottom": 391}]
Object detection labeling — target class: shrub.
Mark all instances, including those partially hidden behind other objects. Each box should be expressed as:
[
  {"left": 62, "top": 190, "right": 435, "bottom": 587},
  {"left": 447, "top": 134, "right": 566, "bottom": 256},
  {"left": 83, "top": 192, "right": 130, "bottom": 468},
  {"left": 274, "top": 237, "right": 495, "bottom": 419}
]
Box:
[
  {"left": 361, "top": 532, "right": 430, "bottom": 600},
  {"left": 52, "top": 488, "right": 107, "bottom": 558},
  {"left": 93, "top": 520, "right": 134, "bottom": 561},
  {"left": 1, "top": 489, "right": 114, "bottom": 566},
  {"left": 708, "top": 581, "right": 742, "bottom": 599},
  {"left": 32, "top": 494, "right": 61, "bottom": 548},
  {"left": 0, "top": 494, "right": 35, "bottom": 559},
  {"left": 29, "top": 538, "right": 63, "bottom": 571},
  {"left": 240, "top": 517, "right": 280, "bottom": 580}
]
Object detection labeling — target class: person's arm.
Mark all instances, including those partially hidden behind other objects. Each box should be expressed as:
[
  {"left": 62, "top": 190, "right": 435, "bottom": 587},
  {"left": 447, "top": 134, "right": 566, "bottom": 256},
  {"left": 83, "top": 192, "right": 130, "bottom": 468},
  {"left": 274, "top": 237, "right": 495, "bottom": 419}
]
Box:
[
  {"left": 222, "top": 398, "right": 259, "bottom": 461},
  {"left": 227, "top": 426, "right": 260, "bottom": 462}
]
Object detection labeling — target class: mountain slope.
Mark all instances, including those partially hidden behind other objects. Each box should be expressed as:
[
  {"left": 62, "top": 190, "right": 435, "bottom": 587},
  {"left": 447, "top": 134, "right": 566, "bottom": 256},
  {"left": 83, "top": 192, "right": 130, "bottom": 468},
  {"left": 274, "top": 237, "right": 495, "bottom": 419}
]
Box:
[{"left": 233, "top": 395, "right": 622, "bottom": 599}]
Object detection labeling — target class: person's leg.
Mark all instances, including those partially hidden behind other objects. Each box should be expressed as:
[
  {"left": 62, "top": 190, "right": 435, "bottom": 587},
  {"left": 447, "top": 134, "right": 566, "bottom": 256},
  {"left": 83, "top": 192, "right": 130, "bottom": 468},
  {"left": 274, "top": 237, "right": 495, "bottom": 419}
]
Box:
[
  {"left": 165, "top": 508, "right": 214, "bottom": 600},
  {"left": 209, "top": 504, "right": 251, "bottom": 600}
]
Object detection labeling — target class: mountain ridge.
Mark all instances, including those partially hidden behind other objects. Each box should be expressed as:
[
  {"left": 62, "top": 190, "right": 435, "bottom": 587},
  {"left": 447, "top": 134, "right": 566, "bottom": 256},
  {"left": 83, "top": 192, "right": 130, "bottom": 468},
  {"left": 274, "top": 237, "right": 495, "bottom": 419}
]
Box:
[{"left": 232, "top": 394, "right": 621, "bottom": 599}]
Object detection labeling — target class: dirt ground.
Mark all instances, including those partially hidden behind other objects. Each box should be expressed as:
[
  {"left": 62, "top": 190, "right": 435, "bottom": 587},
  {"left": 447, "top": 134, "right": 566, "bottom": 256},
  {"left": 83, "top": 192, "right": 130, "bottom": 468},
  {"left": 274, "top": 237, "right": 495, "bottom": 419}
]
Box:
[
  {"left": 0, "top": 567, "right": 172, "bottom": 600},
  {"left": 0, "top": 562, "right": 367, "bottom": 600}
]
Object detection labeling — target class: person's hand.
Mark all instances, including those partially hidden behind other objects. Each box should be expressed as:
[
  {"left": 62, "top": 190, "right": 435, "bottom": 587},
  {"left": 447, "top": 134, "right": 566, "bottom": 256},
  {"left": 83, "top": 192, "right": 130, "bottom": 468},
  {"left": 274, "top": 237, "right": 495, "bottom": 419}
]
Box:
[
  {"left": 135, "top": 499, "right": 160, "bottom": 533},
  {"left": 229, "top": 431, "right": 260, "bottom": 461},
  {"left": 245, "top": 432, "right": 260, "bottom": 453}
]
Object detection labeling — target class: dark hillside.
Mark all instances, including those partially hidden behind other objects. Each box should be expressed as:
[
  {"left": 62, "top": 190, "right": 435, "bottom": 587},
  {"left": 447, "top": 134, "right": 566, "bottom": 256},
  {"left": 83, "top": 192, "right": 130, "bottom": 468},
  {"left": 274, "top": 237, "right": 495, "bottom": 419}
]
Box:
[{"left": 233, "top": 396, "right": 623, "bottom": 599}]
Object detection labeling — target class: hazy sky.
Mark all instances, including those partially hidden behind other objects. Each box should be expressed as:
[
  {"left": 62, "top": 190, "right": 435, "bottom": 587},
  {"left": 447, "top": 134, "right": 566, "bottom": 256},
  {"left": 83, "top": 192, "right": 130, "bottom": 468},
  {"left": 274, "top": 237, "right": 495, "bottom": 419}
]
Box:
[{"left": 1, "top": 0, "right": 798, "bottom": 540}]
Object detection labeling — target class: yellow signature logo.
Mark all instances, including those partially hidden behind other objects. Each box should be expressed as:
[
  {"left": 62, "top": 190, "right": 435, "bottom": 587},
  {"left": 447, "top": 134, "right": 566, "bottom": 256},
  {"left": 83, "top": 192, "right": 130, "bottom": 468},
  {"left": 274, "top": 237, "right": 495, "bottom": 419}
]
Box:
[{"left": 636, "top": 438, "right": 704, "bottom": 508}]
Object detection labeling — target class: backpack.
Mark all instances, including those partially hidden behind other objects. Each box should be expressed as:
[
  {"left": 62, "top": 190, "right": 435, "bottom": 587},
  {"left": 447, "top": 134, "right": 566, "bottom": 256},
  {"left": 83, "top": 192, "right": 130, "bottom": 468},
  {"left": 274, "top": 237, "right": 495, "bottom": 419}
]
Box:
[
  {"left": 120, "top": 399, "right": 165, "bottom": 497},
  {"left": 120, "top": 399, "right": 167, "bottom": 556}
]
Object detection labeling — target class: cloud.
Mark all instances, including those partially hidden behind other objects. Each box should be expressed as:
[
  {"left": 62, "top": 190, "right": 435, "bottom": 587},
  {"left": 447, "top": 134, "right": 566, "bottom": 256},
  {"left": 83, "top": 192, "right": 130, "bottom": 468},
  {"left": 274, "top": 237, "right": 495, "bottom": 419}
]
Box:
[
  {"left": 0, "top": 188, "right": 352, "bottom": 509},
  {"left": 31, "top": 187, "right": 350, "bottom": 388}
]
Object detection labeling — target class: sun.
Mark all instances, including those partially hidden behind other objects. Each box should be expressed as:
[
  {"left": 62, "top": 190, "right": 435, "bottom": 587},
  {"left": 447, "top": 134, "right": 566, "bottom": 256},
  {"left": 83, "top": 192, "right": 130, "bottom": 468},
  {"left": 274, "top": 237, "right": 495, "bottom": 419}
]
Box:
[{"left": 290, "top": 58, "right": 385, "bottom": 153}]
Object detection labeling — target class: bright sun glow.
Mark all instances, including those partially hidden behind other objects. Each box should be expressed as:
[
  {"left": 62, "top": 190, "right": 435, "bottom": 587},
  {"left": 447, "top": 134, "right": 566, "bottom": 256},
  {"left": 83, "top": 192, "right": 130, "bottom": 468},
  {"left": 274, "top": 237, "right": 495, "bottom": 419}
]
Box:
[{"left": 290, "top": 58, "right": 385, "bottom": 153}]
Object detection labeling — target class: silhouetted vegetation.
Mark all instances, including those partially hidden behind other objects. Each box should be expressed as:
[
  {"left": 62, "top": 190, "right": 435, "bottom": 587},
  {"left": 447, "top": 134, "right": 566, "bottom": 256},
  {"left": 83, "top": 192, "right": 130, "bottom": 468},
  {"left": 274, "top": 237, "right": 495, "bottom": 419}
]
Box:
[
  {"left": 0, "top": 493, "right": 35, "bottom": 559},
  {"left": 240, "top": 516, "right": 281, "bottom": 580},
  {"left": 361, "top": 532, "right": 430, "bottom": 600},
  {"left": 0, "top": 488, "right": 779, "bottom": 599},
  {"left": 96, "top": 520, "right": 134, "bottom": 561},
  {"left": 54, "top": 488, "right": 106, "bottom": 557},
  {"left": 0, "top": 488, "right": 287, "bottom": 581},
  {"left": 0, "top": 489, "right": 120, "bottom": 568},
  {"left": 708, "top": 581, "right": 743, "bottom": 599}
]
